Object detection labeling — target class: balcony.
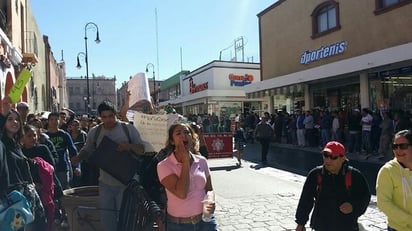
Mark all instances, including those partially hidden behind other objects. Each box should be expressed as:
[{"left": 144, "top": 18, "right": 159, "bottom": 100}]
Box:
[
  {"left": 22, "top": 31, "right": 39, "bottom": 65},
  {"left": 22, "top": 52, "right": 38, "bottom": 64}
]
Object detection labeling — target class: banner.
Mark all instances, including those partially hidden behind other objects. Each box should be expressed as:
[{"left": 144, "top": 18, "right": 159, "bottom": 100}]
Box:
[{"left": 203, "top": 133, "right": 233, "bottom": 158}]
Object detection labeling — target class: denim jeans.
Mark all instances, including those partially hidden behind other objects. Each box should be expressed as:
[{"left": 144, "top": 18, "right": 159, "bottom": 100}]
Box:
[
  {"left": 99, "top": 181, "right": 124, "bottom": 231},
  {"left": 259, "top": 138, "right": 271, "bottom": 162},
  {"left": 56, "top": 171, "right": 70, "bottom": 190},
  {"left": 362, "top": 131, "right": 372, "bottom": 153},
  {"left": 388, "top": 227, "right": 397, "bottom": 231},
  {"left": 320, "top": 129, "right": 331, "bottom": 147},
  {"left": 348, "top": 131, "right": 360, "bottom": 153},
  {"left": 167, "top": 217, "right": 217, "bottom": 231}
]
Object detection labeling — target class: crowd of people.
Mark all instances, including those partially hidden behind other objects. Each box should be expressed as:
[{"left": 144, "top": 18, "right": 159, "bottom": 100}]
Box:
[
  {"left": 0, "top": 96, "right": 218, "bottom": 231},
  {"left": 196, "top": 108, "right": 411, "bottom": 160},
  {"left": 2, "top": 94, "right": 412, "bottom": 231},
  {"left": 1, "top": 98, "right": 109, "bottom": 230}
]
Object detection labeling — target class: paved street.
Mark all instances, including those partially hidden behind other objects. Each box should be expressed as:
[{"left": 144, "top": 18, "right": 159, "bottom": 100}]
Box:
[{"left": 210, "top": 143, "right": 388, "bottom": 231}]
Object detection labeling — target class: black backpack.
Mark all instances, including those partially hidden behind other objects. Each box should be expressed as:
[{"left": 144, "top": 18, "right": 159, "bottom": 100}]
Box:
[
  {"left": 139, "top": 146, "right": 172, "bottom": 209},
  {"left": 117, "top": 146, "right": 171, "bottom": 230}
]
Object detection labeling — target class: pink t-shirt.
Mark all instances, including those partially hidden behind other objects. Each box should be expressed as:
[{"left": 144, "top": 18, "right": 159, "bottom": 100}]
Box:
[{"left": 157, "top": 153, "right": 210, "bottom": 217}]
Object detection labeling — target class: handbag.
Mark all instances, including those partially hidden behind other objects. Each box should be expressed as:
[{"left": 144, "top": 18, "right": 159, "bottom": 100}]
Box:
[
  {"left": 0, "top": 190, "right": 34, "bottom": 231},
  {"left": 21, "top": 183, "right": 45, "bottom": 220}
]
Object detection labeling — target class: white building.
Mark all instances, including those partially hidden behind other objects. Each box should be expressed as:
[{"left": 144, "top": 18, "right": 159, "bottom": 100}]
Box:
[{"left": 162, "top": 60, "right": 261, "bottom": 119}]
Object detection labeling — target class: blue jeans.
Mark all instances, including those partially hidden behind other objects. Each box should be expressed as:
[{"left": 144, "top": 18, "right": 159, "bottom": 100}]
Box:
[
  {"left": 56, "top": 171, "right": 70, "bottom": 190},
  {"left": 167, "top": 217, "right": 217, "bottom": 231},
  {"left": 320, "top": 129, "right": 331, "bottom": 147},
  {"left": 99, "top": 181, "right": 124, "bottom": 231},
  {"left": 348, "top": 131, "right": 360, "bottom": 153},
  {"left": 362, "top": 131, "right": 372, "bottom": 153},
  {"left": 258, "top": 137, "right": 271, "bottom": 163},
  {"left": 388, "top": 227, "right": 397, "bottom": 231}
]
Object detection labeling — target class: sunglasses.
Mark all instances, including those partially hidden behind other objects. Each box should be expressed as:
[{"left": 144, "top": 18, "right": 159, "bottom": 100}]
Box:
[
  {"left": 392, "top": 143, "right": 411, "bottom": 150},
  {"left": 322, "top": 152, "right": 341, "bottom": 160}
]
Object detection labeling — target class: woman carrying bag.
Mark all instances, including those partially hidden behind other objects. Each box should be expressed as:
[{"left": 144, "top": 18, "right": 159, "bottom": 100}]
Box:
[{"left": 1, "top": 96, "right": 45, "bottom": 231}]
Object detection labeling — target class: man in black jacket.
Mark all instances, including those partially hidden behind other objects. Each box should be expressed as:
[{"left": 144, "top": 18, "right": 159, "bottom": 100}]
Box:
[{"left": 295, "top": 141, "right": 371, "bottom": 231}]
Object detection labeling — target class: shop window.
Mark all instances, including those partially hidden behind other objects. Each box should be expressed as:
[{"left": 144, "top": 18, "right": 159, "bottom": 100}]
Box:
[
  {"left": 311, "top": 1, "right": 341, "bottom": 38},
  {"left": 375, "top": 0, "right": 412, "bottom": 14}
]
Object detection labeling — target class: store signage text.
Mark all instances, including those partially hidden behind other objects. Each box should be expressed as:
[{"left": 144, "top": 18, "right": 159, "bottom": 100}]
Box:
[
  {"left": 189, "top": 77, "right": 208, "bottom": 94},
  {"left": 300, "top": 41, "right": 347, "bottom": 65},
  {"left": 229, "top": 74, "right": 254, "bottom": 86}
]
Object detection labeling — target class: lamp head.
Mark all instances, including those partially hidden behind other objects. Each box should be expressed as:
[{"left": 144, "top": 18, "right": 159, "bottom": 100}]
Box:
[
  {"left": 95, "top": 31, "right": 101, "bottom": 44},
  {"left": 145, "top": 67, "right": 149, "bottom": 72},
  {"left": 76, "top": 56, "right": 82, "bottom": 69}
]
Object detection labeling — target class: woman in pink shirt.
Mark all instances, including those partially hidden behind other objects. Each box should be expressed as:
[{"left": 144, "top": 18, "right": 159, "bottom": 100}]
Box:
[{"left": 157, "top": 123, "right": 217, "bottom": 231}]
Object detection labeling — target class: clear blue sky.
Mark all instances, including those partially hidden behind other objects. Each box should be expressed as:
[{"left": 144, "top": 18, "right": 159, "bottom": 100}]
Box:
[{"left": 30, "top": 0, "right": 275, "bottom": 88}]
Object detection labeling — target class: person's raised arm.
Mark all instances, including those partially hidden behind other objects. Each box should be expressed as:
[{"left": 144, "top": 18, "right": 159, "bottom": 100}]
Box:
[
  {"left": 158, "top": 140, "right": 191, "bottom": 199},
  {"left": 119, "top": 90, "right": 130, "bottom": 122}
]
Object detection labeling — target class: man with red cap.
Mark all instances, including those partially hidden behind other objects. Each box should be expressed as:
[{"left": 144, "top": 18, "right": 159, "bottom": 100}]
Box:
[{"left": 295, "top": 141, "right": 371, "bottom": 231}]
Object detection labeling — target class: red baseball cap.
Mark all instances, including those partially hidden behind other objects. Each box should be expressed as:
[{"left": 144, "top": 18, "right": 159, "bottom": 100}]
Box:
[{"left": 322, "top": 141, "right": 345, "bottom": 156}]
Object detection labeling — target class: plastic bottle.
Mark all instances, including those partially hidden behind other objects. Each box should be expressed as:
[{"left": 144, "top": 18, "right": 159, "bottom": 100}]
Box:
[{"left": 202, "top": 191, "right": 215, "bottom": 222}]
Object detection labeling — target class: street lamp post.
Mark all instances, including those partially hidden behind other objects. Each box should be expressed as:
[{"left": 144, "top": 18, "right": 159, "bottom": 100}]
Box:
[
  {"left": 145, "top": 63, "right": 155, "bottom": 105},
  {"left": 76, "top": 52, "right": 87, "bottom": 111},
  {"left": 83, "top": 96, "right": 87, "bottom": 114},
  {"left": 77, "top": 22, "right": 100, "bottom": 114}
]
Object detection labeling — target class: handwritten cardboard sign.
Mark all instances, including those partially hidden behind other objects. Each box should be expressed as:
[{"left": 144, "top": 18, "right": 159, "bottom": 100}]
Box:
[{"left": 133, "top": 112, "right": 168, "bottom": 153}]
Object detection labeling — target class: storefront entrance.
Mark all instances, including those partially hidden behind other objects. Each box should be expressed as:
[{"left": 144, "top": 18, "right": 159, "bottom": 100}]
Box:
[{"left": 312, "top": 84, "right": 360, "bottom": 111}]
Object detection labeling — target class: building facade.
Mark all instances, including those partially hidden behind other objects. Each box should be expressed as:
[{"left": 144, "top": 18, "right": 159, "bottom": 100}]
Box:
[
  {"left": 1, "top": 1, "right": 66, "bottom": 114},
  {"left": 67, "top": 75, "right": 116, "bottom": 115},
  {"left": 245, "top": 0, "right": 412, "bottom": 114},
  {"left": 162, "top": 60, "right": 261, "bottom": 118}
]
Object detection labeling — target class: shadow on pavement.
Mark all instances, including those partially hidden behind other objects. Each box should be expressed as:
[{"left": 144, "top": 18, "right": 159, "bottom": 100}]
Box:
[
  {"left": 241, "top": 142, "right": 384, "bottom": 195},
  {"left": 210, "top": 165, "right": 240, "bottom": 172}
]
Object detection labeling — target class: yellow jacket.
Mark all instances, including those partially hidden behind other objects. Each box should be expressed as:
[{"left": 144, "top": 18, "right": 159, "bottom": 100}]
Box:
[{"left": 377, "top": 159, "right": 412, "bottom": 230}]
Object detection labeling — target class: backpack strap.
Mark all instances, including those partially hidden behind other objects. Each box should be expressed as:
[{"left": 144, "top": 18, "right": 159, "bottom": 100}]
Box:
[
  {"left": 317, "top": 166, "right": 352, "bottom": 193},
  {"left": 316, "top": 166, "right": 324, "bottom": 193},
  {"left": 345, "top": 166, "right": 353, "bottom": 191},
  {"left": 120, "top": 122, "right": 131, "bottom": 144},
  {"left": 93, "top": 124, "right": 104, "bottom": 148}
]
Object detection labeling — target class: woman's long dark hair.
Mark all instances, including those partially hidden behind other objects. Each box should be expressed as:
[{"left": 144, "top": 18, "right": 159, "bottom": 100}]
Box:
[
  {"left": 165, "top": 123, "right": 197, "bottom": 151},
  {"left": 1, "top": 109, "right": 24, "bottom": 147}
]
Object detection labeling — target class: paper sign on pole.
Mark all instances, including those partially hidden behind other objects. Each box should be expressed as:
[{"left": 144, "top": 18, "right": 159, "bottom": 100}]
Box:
[{"left": 8, "top": 68, "right": 31, "bottom": 103}]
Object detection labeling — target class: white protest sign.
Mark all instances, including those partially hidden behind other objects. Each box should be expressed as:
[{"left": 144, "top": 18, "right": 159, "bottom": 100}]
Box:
[
  {"left": 133, "top": 112, "right": 168, "bottom": 153},
  {"left": 127, "top": 72, "right": 152, "bottom": 111}
]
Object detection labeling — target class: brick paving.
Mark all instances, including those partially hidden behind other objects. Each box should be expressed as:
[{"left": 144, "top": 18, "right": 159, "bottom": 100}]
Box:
[{"left": 209, "top": 142, "right": 388, "bottom": 231}]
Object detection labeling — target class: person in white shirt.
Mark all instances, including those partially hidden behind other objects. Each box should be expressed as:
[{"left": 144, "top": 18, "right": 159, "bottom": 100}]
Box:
[
  {"left": 331, "top": 111, "right": 340, "bottom": 142},
  {"left": 361, "top": 108, "right": 373, "bottom": 154}
]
